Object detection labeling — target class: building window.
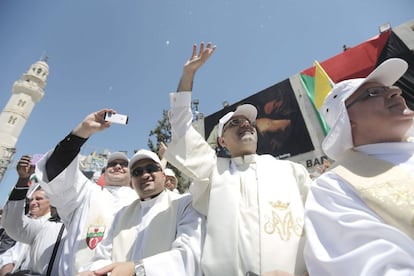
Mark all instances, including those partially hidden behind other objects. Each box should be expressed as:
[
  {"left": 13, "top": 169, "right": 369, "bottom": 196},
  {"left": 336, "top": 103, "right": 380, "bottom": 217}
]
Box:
[
  {"left": 37, "top": 68, "right": 42, "bottom": 74},
  {"left": 17, "top": 99, "right": 26, "bottom": 107},
  {"left": 8, "top": 116, "right": 17, "bottom": 125}
]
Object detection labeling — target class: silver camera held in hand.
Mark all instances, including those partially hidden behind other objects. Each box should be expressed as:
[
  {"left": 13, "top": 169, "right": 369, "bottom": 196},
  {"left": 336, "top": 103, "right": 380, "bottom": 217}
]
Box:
[{"left": 104, "top": 112, "right": 129, "bottom": 125}]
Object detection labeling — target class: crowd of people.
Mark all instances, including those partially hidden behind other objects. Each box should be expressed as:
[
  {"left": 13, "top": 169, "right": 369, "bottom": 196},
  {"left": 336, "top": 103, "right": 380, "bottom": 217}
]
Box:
[{"left": 0, "top": 42, "right": 413, "bottom": 275}]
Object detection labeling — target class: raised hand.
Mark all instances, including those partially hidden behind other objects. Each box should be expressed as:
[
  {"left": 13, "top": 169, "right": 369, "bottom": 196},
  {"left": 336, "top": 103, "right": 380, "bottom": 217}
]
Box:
[
  {"left": 177, "top": 41, "right": 216, "bottom": 92},
  {"left": 16, "top": 155, "right": 34, "bottom": 179},
  {"left": 183, "top": 42, "right": 216, "bottom": 75},
  {"left": 72, "top": 109, "right": 114, "bottom": 139}
]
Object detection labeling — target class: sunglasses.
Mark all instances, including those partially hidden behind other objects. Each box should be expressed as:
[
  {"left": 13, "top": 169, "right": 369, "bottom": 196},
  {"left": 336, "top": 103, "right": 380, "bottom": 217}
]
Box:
[
  {"left": 346, "top": 86, "right": 401, "bottom": 109},
  {"left": 107, "top": 161, "right": 129, "bottom": 168},
  {"left": 223, "top": 118, "right": 256, "bottom": 133},
  {"left": 131, "top": 164, "right": 162, "bottom": 177}
]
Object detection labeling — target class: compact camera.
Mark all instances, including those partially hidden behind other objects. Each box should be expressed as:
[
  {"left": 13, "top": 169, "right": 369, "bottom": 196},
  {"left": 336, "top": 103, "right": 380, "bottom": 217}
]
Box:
[{"left": 104, "top": 112, "right": 129, "bottom": 125}]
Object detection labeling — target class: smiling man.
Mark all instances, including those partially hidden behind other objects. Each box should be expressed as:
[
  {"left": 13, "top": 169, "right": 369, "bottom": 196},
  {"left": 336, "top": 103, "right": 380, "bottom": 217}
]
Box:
[
  {"left": 304, "top": 58, "right": 414, "bottom": 275},
  {"left": 35, "top": 109, "right": 138, "bottom": 275},
  {"left": 1, "top": 155, "right": 66, "bottom": 275},
  {"left": 78, "top": 149, "right": 205, "bottom": 276},
  {"left": 164, "top": 42, "right": 311, "bottom": 276}
]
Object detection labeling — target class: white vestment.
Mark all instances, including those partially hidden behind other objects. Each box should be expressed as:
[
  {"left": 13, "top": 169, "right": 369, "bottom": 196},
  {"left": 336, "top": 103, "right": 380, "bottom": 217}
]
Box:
[
  {"left": 36, "top": 152, "right": 137, "bottom": 276},
  {"left": 80, "top": 190, "right": 205, "bottom": 276},
  {"left": 2, "top": 200, "right": 65, "bottom": 275},
  {"left": 305, "top": 143, "right": 414, "bottom": 275},
  {"left": 165, "top": 92, "right": 311, "bottom": 276}
]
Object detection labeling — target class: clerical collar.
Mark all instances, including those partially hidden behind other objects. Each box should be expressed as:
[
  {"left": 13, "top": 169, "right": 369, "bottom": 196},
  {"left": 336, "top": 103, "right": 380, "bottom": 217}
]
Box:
[
  {"left": 230, "top": 154, "right": 257, "bottom": 173},
  {"left": 231, "top": 153, "right": 257, "bottom": 165},
  {"left": 355, "top": 141, "right": 414, "bottom": 156},
  {"left": 140, "top": 189, "right": 165, "bottom": 202}
]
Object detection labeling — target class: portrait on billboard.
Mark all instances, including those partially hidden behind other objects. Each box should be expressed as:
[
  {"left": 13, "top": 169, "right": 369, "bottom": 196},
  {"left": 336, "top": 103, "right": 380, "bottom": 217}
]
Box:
[{"left": 204, "top": 79, "right": 314, "bottom": 158}]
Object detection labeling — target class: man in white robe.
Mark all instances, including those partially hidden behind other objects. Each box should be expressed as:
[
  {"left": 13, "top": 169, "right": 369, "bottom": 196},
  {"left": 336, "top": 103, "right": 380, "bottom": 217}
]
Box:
[
  {"left": 35, "top": 109, "right": 138, "bottom": 275},
  {"left": 164, "top": 42, "right": 311, "bottom": 276},
  {"left": 304, "top": 58, "right": 414, "bottom": 275},
  {"left": 78, "top": 149, "right": 205, "bottom": 276},
  {"left": 2, "top": 155, "right": 66, "bottom": 274}
]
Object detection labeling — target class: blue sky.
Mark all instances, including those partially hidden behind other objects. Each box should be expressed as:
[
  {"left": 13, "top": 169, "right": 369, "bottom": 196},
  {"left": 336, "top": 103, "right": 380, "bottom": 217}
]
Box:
[{"left": 0, "top": 0, "right": 413, "bottom": 204}]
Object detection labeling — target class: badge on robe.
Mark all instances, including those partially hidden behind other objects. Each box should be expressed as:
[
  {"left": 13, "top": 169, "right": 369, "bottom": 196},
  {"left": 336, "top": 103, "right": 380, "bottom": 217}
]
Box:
[{"left": 86, "top": 225, "right": 106, "bottom": 249}]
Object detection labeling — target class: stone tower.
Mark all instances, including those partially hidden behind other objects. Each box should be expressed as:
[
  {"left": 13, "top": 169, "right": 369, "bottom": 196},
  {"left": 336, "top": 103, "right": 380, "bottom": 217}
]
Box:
[{"left": 0, "top": 58, "right": 49, "bottom": 183}]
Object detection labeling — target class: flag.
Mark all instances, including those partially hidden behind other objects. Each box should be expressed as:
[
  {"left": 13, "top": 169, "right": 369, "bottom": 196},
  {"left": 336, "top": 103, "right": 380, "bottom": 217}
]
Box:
[
  {"left": 314, "top": 60, "right": 334, "bottom": 109},
  {"left": 300, "top": 60, "right": 334, "bottom": 135}
]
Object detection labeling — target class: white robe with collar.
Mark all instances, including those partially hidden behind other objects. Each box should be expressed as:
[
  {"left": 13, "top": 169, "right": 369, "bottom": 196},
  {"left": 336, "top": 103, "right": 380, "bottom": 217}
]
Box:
[
  {"left": 80, "top": 190, "right": 205, "bottom": 276},
  {"left": 165, "top": 92, "right": 311, "bottom": 276},
  {"left": 304, "top": 142, "right": 414, "bottom": 275},
  {"left": 36, "top": 152, "right": 137, "bottom": 275}
]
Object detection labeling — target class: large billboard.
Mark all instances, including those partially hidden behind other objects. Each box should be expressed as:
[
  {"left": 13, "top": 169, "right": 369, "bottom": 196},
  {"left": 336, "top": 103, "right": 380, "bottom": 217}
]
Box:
[{"left": 204, "top": 79, "right": 314, "bottom": 159}]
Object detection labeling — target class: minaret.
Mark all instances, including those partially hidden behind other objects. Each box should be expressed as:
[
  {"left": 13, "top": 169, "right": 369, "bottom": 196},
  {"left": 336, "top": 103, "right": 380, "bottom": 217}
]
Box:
[{"left": 0, "top": 58, "right": 49, "bottom": 183}]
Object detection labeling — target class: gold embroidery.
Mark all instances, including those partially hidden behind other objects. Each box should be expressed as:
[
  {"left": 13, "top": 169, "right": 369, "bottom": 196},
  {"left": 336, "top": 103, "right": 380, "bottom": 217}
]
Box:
[
  {"left": 360, "top": 182, "right": 414, "bottom": 226},
  {"left": 264, "top": 201, "right": 303, "bottom": 240}
]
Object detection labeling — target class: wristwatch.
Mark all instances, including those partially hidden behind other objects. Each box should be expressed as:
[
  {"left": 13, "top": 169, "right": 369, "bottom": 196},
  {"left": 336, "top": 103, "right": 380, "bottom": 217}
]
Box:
[{"left": 134, "top": 261, "right": 146, "bottom": 276}]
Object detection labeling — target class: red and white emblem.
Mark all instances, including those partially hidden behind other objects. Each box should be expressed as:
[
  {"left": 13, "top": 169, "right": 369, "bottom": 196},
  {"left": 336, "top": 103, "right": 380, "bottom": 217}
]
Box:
[{"left": 86, "top": 225, "right": 106, "bottom": 249}]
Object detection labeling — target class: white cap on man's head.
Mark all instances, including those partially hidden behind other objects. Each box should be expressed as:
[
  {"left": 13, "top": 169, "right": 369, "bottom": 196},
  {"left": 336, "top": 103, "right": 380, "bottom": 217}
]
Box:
[
  {"left": 129, "top": 149, "right": 162, "bottom": 170},
  {"left": 165, "top": 168, "right": 177, "bottom": 182},
  {"left": 217, "top": 104, "right": 258, "bottom": 137},
  {"left": 106, "top": 152, "right": 129, "bottom": 165},
  {"left": 320, "top": 58, "right": 408, "bottom": 160}
]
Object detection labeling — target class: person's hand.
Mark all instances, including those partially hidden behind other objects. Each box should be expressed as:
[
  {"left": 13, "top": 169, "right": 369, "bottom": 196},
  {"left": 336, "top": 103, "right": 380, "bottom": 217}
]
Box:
[
  {"left": 158, "top": 141, "right": 167, "bottom": 158},
  {"left": 262, "top": 270, "right": 308, "bottom": 276},
  {"left": 16, "top": 155, "right": 34, "bottom": 179},
  {"left": 262, "top": 271, "right": 294, "bottom": 276},
  {"left": 177, "top": 42, "right": 216, "bottom": 92},
  {"left": 72, "top": 109, "right": 114, "bottom": 139},
  {"left": 76, "top": 271, "right": 95, "bottom": 276},
  {"left": 91, "top": 262, "right": 135, "bottom": 276},
  {"left": 183, "top": 42, "right": 216, "bottom": 75}
]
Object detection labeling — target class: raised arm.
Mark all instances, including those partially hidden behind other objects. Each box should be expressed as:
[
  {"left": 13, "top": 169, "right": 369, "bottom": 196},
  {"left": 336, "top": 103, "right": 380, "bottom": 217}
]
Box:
[
  {"left": 177, "top": 42, "right": 216, "bottom": 92},
  {"left": 45, "top": 109, "right": 114, "bottom": 181},
  {"left": 1, "top": 155, "right": 40, "bottom": 244}
]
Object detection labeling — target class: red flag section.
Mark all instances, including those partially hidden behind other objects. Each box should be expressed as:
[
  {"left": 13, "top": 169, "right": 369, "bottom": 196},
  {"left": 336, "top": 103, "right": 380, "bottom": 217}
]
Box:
[{"left": 302, "top": 30, "right": 391, "bottom": 82}]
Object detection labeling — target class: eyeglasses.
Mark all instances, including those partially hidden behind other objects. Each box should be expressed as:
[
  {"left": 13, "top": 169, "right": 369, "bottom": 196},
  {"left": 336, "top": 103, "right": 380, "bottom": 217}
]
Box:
[
  {"left": 223, "top": 118, "right": 256, "bottom": 133},
  {"left": 346, "top": 86, "right": 401, "bottom": 109},
  {"left": 107, "top": 161, "right": 129, "bottom": 168},
  {"left": 131, "top": 164, "right": 162, "bottom": 177}
]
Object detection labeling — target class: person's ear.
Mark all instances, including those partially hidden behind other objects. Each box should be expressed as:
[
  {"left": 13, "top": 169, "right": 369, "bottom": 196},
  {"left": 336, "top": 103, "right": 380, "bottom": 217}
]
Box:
[{"left": 218, "top": 136, "right": 226, "bottom": 148}]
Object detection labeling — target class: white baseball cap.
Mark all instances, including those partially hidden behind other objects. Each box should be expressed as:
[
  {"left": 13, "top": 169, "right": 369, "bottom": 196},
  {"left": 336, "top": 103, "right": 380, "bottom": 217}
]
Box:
[
  {"left": 165, "top": 168, "right": 178, "bottom": 183},
  {"left": 217, "top": 104, "right": 258, "bottom": 137},
  {"left": 320, "top": 58, "right": 408, "bottom": 160},
  {"left": 106, "top": 151, "right": 129, "bottom": 166},
  {"left": 129, "top": 149, "right": 162, "bottom": 170}
]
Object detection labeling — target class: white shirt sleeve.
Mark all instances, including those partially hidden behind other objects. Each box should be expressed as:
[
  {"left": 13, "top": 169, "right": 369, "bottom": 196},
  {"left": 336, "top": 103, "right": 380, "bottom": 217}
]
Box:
[
  {"left": 0, "top": 245, "right": 14, "bottom": 267},
  {"left": 168, "top": 92, "right": 193, "bottom": 139},
  {"left": 35, "top": 151, "right": 92, "bottom": 225},
  {"left": 1, "top": 200, "right": 43, "bottom": 244},
  {"left": 304, "top": 172, "right": 414, "bottom": 275}
]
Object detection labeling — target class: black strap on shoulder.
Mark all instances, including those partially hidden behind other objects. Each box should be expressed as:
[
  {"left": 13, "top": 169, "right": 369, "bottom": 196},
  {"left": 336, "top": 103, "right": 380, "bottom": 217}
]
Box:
[{"left": 46, "top": 223, "right": 65, "bottom": 276}]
